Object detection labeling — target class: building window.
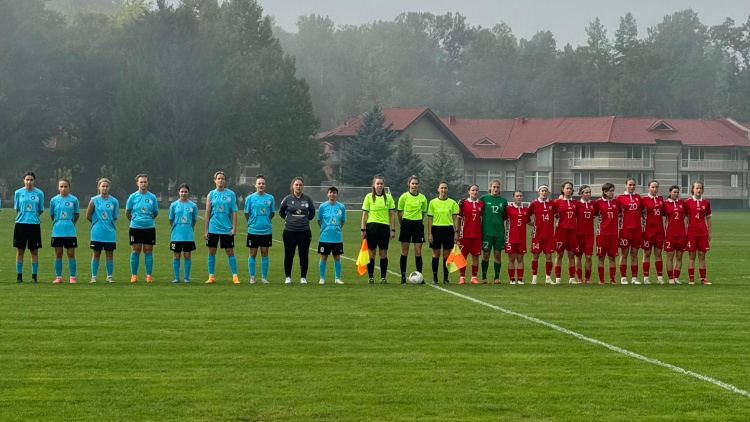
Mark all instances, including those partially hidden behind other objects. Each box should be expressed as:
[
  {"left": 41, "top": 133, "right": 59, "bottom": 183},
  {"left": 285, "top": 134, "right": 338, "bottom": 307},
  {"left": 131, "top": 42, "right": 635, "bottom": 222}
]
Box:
[
  {"left": 525, "top": 171, "right": 550, "bottom": 191},
  {"left": 731, "top": 173, "right": 746, "bottom": 188},
  {"left": 505, "top": 171, "right": 516, "bottom": 192},
  {"left": 573, "top": 146, "right": 594, "bottom": 159},
  {"left": 730, "top": 149, "right": 742, "bottom": 161},
  {"left": 537, "top": 147, "right": 552, "bottom": 167},
  {"left": 573, "top": 172, "right": 594, "bottom": 188},
  {"left": 681, "top": 174, "right": 705, "bottom": 195},
  {"left": 463, "top": 170, "right": 475, "bottom": 187},
  {"left": 627, "top": 172, "right": 652, "bottom": 188},
  {"left": 682, "top": 147, "right": 705, "bottom": 161}
]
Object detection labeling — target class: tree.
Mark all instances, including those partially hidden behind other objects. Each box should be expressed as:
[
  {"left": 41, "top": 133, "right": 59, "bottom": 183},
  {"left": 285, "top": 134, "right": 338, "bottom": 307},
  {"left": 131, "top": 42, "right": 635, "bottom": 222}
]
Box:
[
  {"left": 585, "top": 17, "right": 612, "bottom": 116},
  {"left": 341, "top": 106, "right": 395, "bottom": 186},
  {"left": 423, "top": 142, "right": 462, "bottom": 200},
  {"left": 386, "top": 137, "right": 424, "bottom": 198}
]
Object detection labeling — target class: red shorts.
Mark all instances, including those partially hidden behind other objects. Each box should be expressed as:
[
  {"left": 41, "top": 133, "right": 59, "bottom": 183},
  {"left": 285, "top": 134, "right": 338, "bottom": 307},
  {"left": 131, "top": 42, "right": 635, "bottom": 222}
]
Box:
[
  {"left": 596, "top": 234, "right": 619, "bottom": 257},
  {"left": 505, "top": 242, "right": 527, "bottom": 255},
  {"left": 575, "top": 235, "right": 594, "bottom": 256},
  {"left": 641, "top": 230, "right": 665, "bottom": 250},
  {"left": 619, "top": 228, "right": 642, "bottom": 249},
  {"left": 686, "top": 235, "right": 709, "bottom": 252},
  {"left": 531, "top": 237, "right": 554, "bottom": 254},
  {"left": 459, "top": 237, "right": 482, "bottom": 256},
  {"left": 554, "top": 228, "right": 578, "bottom": 253},
  {"left": 664, "top": 236, "right": 687, "bottom": 252}
]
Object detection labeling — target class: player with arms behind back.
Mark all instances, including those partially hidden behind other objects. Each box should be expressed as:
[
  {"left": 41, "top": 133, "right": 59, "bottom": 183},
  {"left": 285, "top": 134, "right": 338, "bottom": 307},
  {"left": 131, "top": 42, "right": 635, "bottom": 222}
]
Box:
[
  {"left": 317, "top": 187, "right": 346, "bottom": 284},
  {"left": 397, "top": 176, "right": 428, "bottom": 283},
  {"left": 168, "top": 183, "right": 197, "bottom": 283},
  {"left": 13, "top": 171, "right": 44, "bottom": 283},
  {"left": 554, "top": 182, "right": 578, "bottom": 284},
  {"left": 245, "top": 175, "right": 275, "bottom": 284},
  {"left": 126, "top": 174, "right": 158, "bottom": 283},
  {"left": 204, "top": 171, "right": 240, "bottom": 284},
  {"left": 479, "top": 180, "right": 508, "bottom": 283},
  {"left": 574, "top": 185, "right": 595, "bottom": 284},
  {"left": 504, "top": 191, "right": 529, "bottom": 284},
  {"left": 684, "top": 181, "right": 712, "bottom": 285},
  {"left": 457, "top": 184, "right": 484, "bottom": 284},
  {"left": 663, "top": 185, "right": 687, "bottom": 284},
  {"left": 640, "top": 181, "right": 666, "bottom": 284},
  {"left": 616, "top": 178, "right": 642, "bottom": 284},
  {"left": 49, "top": 179, "right": 80, "bottom": 284},
  {"left": 595, "top": 183, "right": 620, "bottom": 284},
  {"left": 87, "top": 178, "right": 119, "bottom": 283},
  {"left": 528, "top": 185, "right": 556, "bottom": 284}
]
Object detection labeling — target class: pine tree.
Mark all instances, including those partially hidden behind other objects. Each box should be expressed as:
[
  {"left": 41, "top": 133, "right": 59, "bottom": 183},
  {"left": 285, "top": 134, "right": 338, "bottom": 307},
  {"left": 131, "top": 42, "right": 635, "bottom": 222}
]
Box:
[
  {"left": 341, "top": 106, "right": 396, "bottom": 186},
  {"left": 386, "top": 136, "right": 424, "bottom": 198},
  {"left": 423, "top": 142, "right": 463, "bottom": 200}
]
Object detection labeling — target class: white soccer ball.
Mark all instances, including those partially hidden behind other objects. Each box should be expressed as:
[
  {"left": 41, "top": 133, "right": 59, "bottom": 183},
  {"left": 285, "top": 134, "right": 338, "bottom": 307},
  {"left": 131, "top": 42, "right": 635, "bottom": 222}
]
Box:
[{"left": 408, "top": 271, "right": 424, "bottom": 284}]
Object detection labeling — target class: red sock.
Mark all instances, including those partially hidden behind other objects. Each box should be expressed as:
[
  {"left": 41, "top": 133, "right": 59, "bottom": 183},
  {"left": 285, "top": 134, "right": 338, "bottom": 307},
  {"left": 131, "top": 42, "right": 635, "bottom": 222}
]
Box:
[
  {"left": 688, "top": 268, "right": 695, "bottom": 281},
  {"left": 472, "top": 263, "right": 478, "bottom": 277},
  {"left": 699, "top": 268, "right": 706, "bottom": 279},
  {"left": 576, "top": 268, "right": 583, "bottom": 280},
  {"left": 631, "top": 264, "right": 638, "bottom": 278},
  {"left": 568, "top": 266, "right": 576, "bottom": 278},
  {"left": 598, "top": 266, "right": 605, "bottom": 282},
  {"left": 508, "top": 267, "right": 515, "bottom": 280},
  {"left": 554, "top": 265, "right": 561, "bottom": 278},
  {"left": 667, "top": 269, "right": 674, "bottom": 279},
  {"left": 532, "top": 260, "right": 539, "bottom": 275},
  {"left": 585, "top": 269, "right": 592, "bottom": 280},
  {"left": 655, "top": 261, "right": 663, "bottom": 276},
  {"left": 545, "top": 261, "right": 553, "bottom": 276},
  {"left": 517, "top": 268, "right": 524, "bottom": 280},
  {"left": 609, "top": 266, "right": 616, "bottom": 282},
  {"left": 460, "top": 266, "right": 466, "bottom": 277},
  {"left": 619, "top": 264, "right": 627, "bottom": 277},
  {"left": 642, "top": 262, "right": 650, "bottom": 277},
  {"left": 675, "top": 268, "right": 681, "bottom": 279}
]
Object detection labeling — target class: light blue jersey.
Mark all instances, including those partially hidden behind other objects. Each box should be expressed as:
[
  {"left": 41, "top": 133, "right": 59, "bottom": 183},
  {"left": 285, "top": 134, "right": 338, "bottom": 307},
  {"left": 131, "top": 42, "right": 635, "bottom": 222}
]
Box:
[
  {"left": 245, "top": 192, "right": 275, "bottom": 235},
  {"left": 207, "top": 188, "right": 237, "bottom": 234},
  {"left": 90, "top": 195, "right": 119, "bottom": 242},
  {"left": 169, "top": 199, "right": 197, "bottom": 242},
  {"left": 318, "top": 201, "right": 346, "bottom": 243},
  {"left": 14, "top": 187, "right": 44, "bottom": 224},
  {"left": 50, "top": 194, "right": 80, "bottom": 237},
  {"left": 126, "top": 191, "right": 158, "bottom": 229}
]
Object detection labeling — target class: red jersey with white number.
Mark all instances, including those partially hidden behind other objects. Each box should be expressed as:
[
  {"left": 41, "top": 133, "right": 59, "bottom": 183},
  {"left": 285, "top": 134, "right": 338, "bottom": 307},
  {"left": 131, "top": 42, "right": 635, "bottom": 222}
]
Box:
[
  {"left": 504, "top": 203, "right": 529, "bottom": 244},
  {"left": 684, "top": 197, "right": 712, "bottom": 237},
  {"left": 640, "top": 195, "right": 665, "bottom": 234},
  {"left": 528, "top": 199, "right": 556, "bottom": 239},
  {"left": 664, "top": 199, "right": 687, "bottom": 238},
  {"left": 616, "top": 193, "right": 642, "bottom": 229},
  {"left": 576, "top": 200, "right": 595, "bottom": 236},
  {"left": 554, "top": 198, "right": 578, "bottom": 230},
  {"left": 594, "top": 198, "right": 620, "bottom": 236},
  {"left": 458, "top": 198, "right": 484, "bottom": 239}
]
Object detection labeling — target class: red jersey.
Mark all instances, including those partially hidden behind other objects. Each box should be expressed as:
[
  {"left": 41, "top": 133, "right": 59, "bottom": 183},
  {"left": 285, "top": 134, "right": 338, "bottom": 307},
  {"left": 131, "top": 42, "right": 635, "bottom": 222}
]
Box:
[
  {"left": 595, "top": 198, "right": 620, "bottom": 236},
  {"left": 504, "top": 203, "right": 530, "bottom": 244},
  {"left": 528, "top": 199, "right": 556, "bottom": 239},
  {"left": 576, "top": 199, "right": 596, "bottom": 236},
  {"left": 554, "top": 198, "right": 578, "bottom": 230},
  {"left": 640, "top": 195, "right": 665, "bottom": 234},
  {"left": 458, "top": 198, "right": 484, "bottom": 239},
  {"left": 616, "top": 193, "right": 642, "bottom": 229},
  {"left": 664, "top": 198, "right": 687, "bottom": 238},
  {"left": 684, "top": 197, "right": 712, "bottom": 236}
]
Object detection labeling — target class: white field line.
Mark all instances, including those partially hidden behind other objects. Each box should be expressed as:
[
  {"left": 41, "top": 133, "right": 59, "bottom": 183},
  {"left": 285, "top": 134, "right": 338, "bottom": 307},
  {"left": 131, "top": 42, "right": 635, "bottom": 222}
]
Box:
[{"left": 277, "top": 239, "right": 749, "bottom": 400}]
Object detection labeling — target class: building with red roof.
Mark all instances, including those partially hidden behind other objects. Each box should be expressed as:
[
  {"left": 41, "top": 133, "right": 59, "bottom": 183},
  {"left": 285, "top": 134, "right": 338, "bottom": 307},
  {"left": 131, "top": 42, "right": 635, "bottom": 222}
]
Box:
[{"left": 319, "top": 107, "right": 750, "bottom": 208}]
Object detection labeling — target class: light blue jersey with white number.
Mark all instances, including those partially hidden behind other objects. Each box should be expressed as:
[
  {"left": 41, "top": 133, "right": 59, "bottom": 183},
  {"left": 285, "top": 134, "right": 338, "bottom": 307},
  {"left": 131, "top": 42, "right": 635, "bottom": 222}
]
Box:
[
  {"left": 318, "top": 201, "right": 346, "bottom": 243},
  {"left": 208, "top": 188, "right": 237, "bottom": 234},
  {"left": 50, "top": 194, "right": 80, "bottom": 237},
  {"left": 245, "top": 192, "right": 275, "bottom": 235},
  {"left": 126, "top": 191, "right": 158, "bottom": 229},
  {"left": 169, "top": 200, "right": 197, "bottom": 242},
  {"left": 14, "top": 187, "right": 44, "bottom": 224}
]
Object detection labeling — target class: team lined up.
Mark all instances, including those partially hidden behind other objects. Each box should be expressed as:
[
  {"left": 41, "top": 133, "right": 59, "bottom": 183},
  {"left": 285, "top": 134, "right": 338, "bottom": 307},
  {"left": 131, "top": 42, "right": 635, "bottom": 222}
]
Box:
[{"left": 9, "top": 171, "right": 712, "bottom": 286}]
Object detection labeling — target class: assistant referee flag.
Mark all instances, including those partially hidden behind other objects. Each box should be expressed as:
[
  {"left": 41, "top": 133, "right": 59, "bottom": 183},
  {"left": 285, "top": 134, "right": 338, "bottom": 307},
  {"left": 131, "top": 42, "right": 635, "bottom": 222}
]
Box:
[{"left": 356, "top": 239, "right": 370, "bottom": 275}]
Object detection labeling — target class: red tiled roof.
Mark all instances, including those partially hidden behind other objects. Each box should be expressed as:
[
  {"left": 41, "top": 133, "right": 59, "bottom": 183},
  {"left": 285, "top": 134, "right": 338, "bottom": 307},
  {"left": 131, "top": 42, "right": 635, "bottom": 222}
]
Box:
[
  {"left": 316, "top": 107, "right": 428, "bottom": 139},
  {"left": 438, "top": 117, "right": 514, "bottom": 159}
]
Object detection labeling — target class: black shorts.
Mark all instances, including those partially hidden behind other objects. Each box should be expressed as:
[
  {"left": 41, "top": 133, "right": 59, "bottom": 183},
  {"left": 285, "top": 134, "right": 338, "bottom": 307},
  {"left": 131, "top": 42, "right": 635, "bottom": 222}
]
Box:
[
  {"left": 398, "top": 219, "right": 425, "bottom": 243},
  {"left": 90, "top": 241, "right": 117, "bottom": 251},
  {"left": 366, "top": 222, "right": 391, "bottom": 251},
  {"left": 170, "top": 241, "right": 196, "bottom": 252},
  {"left": 51, "top": 237, "right": 78, "bottom": 248},
  {"left": 247, "top": 233, "right": 273, "bottom": 248},
  {"left": 317, "top": 242, "right": 344, "bottom": 256},
  {"left": 429, "top": 225, "right": 455, "bottom": 250},
  {"left": 207, "top": 233, "right": 234, "bottom": 249},
  {"left": 13, "top": 223, "right": 42, "bottom": 250},
  {"left": 129, "top": 227, "right": 156, "bottom": 245}
]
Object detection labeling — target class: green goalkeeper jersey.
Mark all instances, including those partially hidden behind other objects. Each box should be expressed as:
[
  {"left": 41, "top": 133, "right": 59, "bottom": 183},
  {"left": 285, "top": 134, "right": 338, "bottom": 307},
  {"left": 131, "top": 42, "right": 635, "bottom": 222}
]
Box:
[{"left": 480, "top": 193, "right": 508, "bottom": 237}]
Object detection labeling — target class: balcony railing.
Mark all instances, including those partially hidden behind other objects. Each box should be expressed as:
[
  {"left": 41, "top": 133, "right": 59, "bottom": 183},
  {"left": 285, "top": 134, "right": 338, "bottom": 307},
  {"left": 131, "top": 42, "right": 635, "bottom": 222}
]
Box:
[
  {"left": 569, "top": 157, "right": 653, "bottom": 169},
  {"left": 680, "top": 186, "right": 748, "bottom": 198},
  {"left": 680, "top": 159, "right": 748, "bottom": 171}
]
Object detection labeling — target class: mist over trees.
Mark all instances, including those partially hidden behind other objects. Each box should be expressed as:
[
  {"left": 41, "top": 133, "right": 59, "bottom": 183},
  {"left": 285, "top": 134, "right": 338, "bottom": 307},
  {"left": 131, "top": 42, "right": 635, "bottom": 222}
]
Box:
[{"left": 275, "top": 10, "right": 750, "bottom": 130}]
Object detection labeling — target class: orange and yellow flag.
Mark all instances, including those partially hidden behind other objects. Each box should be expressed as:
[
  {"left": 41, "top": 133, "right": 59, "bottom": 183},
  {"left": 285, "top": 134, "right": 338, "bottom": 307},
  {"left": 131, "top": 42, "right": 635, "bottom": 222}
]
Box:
[
  {"left": 356, "top": 238, "right": 370, "bottom": 275},
  {"left": 445, "top": 244, "right": 467, "bottom": 273}
]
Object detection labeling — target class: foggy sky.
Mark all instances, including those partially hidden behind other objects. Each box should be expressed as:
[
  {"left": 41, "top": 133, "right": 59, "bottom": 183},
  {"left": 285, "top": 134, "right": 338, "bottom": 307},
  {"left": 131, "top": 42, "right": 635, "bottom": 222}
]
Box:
[{"left": 258, "top": 0, "right": 750, "bottom": 47}]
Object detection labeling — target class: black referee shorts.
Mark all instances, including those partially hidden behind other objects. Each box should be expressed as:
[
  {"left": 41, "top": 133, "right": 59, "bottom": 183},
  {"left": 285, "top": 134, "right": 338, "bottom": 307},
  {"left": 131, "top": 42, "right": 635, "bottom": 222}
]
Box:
[{"left": 366, "top": 222, "right": 391, "bottom": 251}]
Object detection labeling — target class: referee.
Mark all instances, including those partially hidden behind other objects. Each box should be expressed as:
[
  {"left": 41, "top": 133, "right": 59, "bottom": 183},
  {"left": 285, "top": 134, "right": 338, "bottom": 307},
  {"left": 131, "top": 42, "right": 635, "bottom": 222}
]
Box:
[{"left": 427, "top": 182, "right": 460, "bottom": 284}]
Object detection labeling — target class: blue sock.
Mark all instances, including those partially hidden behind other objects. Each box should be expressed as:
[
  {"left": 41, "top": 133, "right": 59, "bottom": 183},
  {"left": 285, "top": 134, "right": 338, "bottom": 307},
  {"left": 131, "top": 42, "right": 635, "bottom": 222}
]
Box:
[
  {"left": 319, "top": 260, "right": 327, "bottom": 280},
  {"left": 91, "top": 259, "right": 100, "bottom": 277},
  {"left": 106, "top": 260, "right": 114, "bottom": 277},
  {"left": 130, "top": 253, "right": 139, "bottom": 276},
  {"left": 16, "top": 261, "right": 23, "bottom": 275},
  {"left": 55, "top": 259, "right": 63, "bottom": 277},
  {"left": 207, "top": 254, "right": 216, "bottom": 275},
  {"left": 32, "top": 262, "right": 38, "bottom": 275},
  {"left": 69, "top": 259, "right": 77, "bottom": 277},
  {"left": 334, "top": 260, "right": 342, "bottom": 279},
  {"left": 172, "top": 258, "right": 180, "bottom": 280},
  {"left": 228, "top": 255, "right": 238, "bottom": 275},
  {"left": 184, "top": 259, "right": 192, "bottom": 280},
  {"left": 144, "top": 252, "right": 153, "bottom": 276},
  {"left": 261, "top": 256, "right": 269, "bottom": 278},
  {"left": 248, "top": 256, "right": 256, "bottom": 277}
]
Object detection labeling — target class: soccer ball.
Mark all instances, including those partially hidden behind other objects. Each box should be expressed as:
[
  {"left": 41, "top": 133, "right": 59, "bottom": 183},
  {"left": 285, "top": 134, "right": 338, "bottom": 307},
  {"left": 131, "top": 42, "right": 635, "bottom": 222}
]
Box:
[{"left": 408, "top": 271, "right": 424, "bottom": 284}]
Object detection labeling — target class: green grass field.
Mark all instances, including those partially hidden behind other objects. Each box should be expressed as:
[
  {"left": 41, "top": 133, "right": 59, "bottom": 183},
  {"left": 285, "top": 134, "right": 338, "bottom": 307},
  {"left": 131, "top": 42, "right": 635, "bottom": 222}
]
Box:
[{"left": 0, "top": 208, "right": 749, "bottom": 421}]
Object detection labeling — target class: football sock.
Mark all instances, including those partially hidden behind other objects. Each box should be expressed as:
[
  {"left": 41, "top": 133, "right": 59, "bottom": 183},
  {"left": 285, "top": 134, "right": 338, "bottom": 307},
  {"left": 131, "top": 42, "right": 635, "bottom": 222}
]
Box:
[
  {"left": 130, "top": 253, "right": 139, "bottom": 276},
  {"left": 493, "top": 262, "right": 501, "bottom": 279},
  {"left": 334, "top": 260, "right": 341, "bottom": 279},
  {"left": 31, "top": 262, "right": 38, "bottom": 275},
  {"left": 517, "top": 268, "right": 524, "bottom": 280},
  {"left": 106, "top": 260, "right": 114, "bottom": 277},
  {"left": 585, "top": 269, "right": 591, "bottom": 280},
  {"left": 554, "top": 265, "right": 561, "bottom": 278},
  {"left": 400, "top": 255, "right": 407, "bottom": 277},
  {"left": 55, "top": 259, "right": 63, "bottom": 277},
  {"left": 415, "top": 256, "right": 423, "bottom": 273},
  {"left": 184, "top": 259, "right": 191, "bottom": 280},
  {"left": 228, "top": 255, "right": 238, "bottom": 275},
  {"left": 481, "top": 260, "right": 489, "bottom": 278},
  {"left": 545, "top": 261, "right": 552, "bottom": 276},
  {"left": 443, "top": 257, "right": 449, "bottom": 280},
  {"left": 69, "top": 259, "right": 77, "bottom": 277},
  {"left": 531, "top": 260, "right": 538, "bottom": 275},
  {"left": 173, "top": 258, "right": 180, "bottom": 279},
  {"left": 642, "top": 262, "right": 650, "bottom": 277},
  {"left": 459, "top": 266, "right": 466, "bottom": 277},
  {"left": 91, "top": 259, "right": 100, "bottom": 277},
  {"left": 248, "top": 256, "right": 257, "bottom": 277},
  {"left": 688, "top": 268, "right": 695, "bottom": 280},
  {"left": 675, "top": 268, "right": 681, "bottom": 279},
  {"left": 16, "top": 262, "right": 23, "bottom": 275},
  {"left": 471, "top": 260, "right": 478, "bottom": 277},
  {"left": 576, "top": 268, "right": 583, "bottom": 280},
  {"left": 609, "top": 265, "right": 616, "bottom": 282},
  {"left": 568, "top": 266, "right": 576, "bottom": 278},
  {"left": 144, "top": 252, "right": 153, "bottom": 276},
  {"left": 380, "top": 258, "right": 388, "bottom": 279},
  {"left": 367, "top": 260, "right": 375, "bottom": 278},
  {"left": 630, "top": 264, "right": 638, "bottom": 278},
  {"left": 655, "top": 260, "right": 663, "bottom": 276},
  {"left": 319, "top": 260, "right": 326, "bottom": 279},
  {"left": 667, "top": 269, "right": 674, "bottom": 279},
  {"left": 207, "top": 254, "right": 216, "bottom": 275},
  {"left": 598, "top": 266, "right": 605, "bottom": 282},
  {"left": 699, "top": 268, "right": 706, "bottom": 279},
  {"left": 432, "top": 257, "right": 439, "bottom": 280},
  {"left": 508, "top": 267, "right": 514, "bottom": 280},
  {"left": 261, "top": 256, "right": 269, "bottom": 278},
  {"left": 619, "top": 264, "right": 627, "bottom": 277}
]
